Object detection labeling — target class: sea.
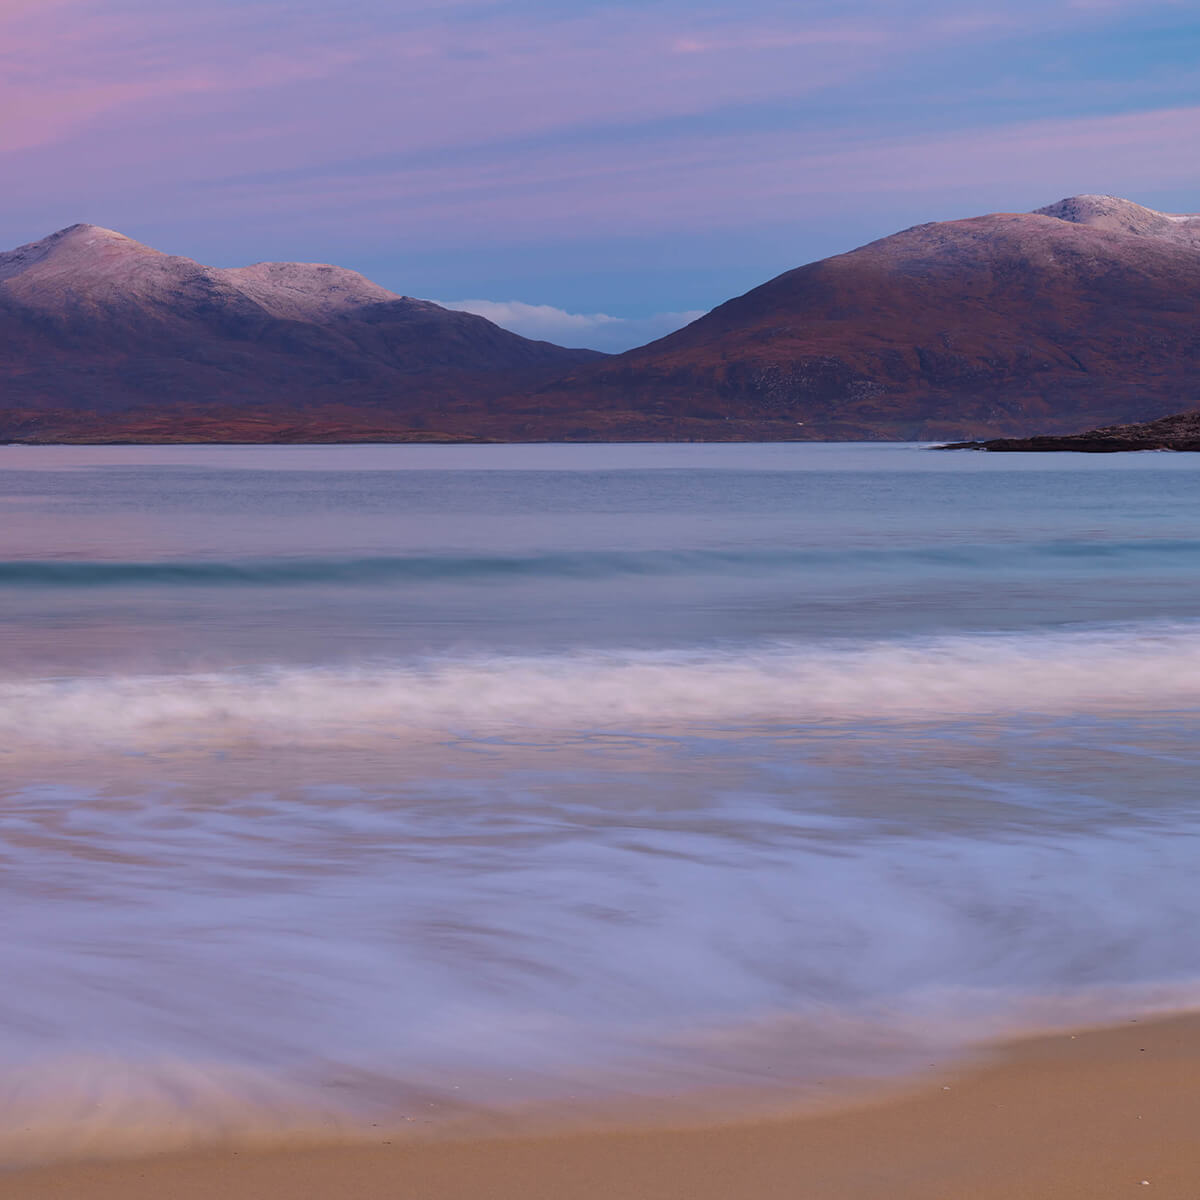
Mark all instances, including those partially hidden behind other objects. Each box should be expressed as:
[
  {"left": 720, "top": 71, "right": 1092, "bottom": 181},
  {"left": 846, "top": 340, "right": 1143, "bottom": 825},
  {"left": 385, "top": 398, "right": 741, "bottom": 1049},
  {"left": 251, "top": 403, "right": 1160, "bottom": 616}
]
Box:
[{"left": 2, "top": 441, "right": 1200, "bottom": 1162}]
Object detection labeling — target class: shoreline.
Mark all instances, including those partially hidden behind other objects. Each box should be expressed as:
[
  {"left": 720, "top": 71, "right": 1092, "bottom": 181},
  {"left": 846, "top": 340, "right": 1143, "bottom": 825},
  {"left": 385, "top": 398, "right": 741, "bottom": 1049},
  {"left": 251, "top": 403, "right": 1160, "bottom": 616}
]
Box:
[{"left": 4, "top": 1012, "right": 1200, "bottom": 1199}]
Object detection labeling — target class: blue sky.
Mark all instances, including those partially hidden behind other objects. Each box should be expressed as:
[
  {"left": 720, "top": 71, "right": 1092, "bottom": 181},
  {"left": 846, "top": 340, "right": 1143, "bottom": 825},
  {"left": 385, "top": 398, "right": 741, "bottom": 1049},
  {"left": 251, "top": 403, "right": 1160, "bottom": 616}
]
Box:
[{"left": 1, "top": 0, "right": 1197, "bottom": 348}]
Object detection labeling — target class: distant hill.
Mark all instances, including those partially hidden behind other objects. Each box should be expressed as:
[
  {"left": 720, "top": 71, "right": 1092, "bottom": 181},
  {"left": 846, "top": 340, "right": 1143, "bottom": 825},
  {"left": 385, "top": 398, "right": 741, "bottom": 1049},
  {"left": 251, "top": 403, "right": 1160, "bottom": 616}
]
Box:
[
  {"left": 518, "top": 194, "right": 1200, "bottom": 441},
  {"left": 4, "top": 198, "right": 1200, "bottom": 443},
  {"left": 0, "top": 224, "right": 601, "bottom": 442}
]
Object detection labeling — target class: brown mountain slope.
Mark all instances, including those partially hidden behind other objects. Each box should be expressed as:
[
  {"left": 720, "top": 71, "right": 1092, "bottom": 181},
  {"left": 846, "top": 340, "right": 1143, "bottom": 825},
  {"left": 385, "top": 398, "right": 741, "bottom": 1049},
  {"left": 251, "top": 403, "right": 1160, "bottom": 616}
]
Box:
[
  {"left": 520, "top": 195, "right": 1200, "bottom": 441},
  {"left": 0, "top": 225, "right": 601, "bottom": 438}
]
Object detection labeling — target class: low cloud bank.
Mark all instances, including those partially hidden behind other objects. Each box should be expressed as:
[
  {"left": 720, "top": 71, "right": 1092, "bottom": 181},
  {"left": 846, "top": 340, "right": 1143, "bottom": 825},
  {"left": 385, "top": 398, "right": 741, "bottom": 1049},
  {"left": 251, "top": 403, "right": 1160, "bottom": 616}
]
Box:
[{"left": 437, "top": 299, "right": 706, "bottom": 353}]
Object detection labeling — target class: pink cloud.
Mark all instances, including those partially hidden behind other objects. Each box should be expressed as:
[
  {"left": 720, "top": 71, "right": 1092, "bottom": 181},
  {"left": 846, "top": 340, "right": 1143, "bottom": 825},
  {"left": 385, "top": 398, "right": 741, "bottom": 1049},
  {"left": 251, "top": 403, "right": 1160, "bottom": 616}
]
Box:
[
  {"left": 0, "top": 0, "right": 1179, "bottom": 172},
  {"left": 0, "top": 1, "right": 357, "bottom": 155},
  {"left": 670, "top": 27, "right": 891, "bottom": 54},
  {"left": 0, "top": 3, "right": 907, "bottom": 165},
  {"left": 0, "top": 0, "right": 1193, "bottom": 257},
  {"left": 158, "top": 104, "right": 1199, "bottom": 247},
  {"left": 0, "top": 0, "right": 73, "bottom": 15}
]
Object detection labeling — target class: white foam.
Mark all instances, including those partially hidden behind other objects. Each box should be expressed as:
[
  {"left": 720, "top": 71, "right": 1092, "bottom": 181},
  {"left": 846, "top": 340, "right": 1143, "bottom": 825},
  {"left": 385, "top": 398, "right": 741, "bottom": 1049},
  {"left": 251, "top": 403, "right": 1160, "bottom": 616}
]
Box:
[
  {"left": 4, "top": 624, "right": 1200, "bottom": 1164},
  {"left": 0, "top": 1058, "right": 364, "bottom": 1166},
  {"left": 3, "top": 623, "right": 1199, "bottom": 752}
]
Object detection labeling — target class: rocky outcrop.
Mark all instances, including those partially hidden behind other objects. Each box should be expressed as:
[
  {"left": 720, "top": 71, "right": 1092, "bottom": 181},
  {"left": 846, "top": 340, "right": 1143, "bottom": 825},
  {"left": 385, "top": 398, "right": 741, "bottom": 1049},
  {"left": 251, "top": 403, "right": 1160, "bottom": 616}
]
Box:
[{"left": 940, "top": 408, "right": 1200, "bottom": 452}]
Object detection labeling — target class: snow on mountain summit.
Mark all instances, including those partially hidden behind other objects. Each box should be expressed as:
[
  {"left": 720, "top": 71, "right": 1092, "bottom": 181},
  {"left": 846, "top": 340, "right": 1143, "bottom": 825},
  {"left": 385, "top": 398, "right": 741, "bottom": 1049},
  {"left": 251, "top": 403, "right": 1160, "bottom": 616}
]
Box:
[{"left": 1034, "top": 195, "right": 1200, "bottom": 242}]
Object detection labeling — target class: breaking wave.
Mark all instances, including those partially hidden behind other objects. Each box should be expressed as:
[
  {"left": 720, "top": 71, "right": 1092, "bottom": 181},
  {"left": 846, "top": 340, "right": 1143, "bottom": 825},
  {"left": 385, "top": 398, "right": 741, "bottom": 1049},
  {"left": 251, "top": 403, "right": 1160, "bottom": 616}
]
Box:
[{"left": 4, "top": 621, "right": 1200, "bottom": 750}]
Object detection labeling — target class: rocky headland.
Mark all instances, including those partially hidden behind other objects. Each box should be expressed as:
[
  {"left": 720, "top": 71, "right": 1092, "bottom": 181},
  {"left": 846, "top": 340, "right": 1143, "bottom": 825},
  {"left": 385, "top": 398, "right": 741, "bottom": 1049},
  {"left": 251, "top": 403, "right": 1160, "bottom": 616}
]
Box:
[{"left": 939, "top": 408, "right": 1200, "bottom": 451}]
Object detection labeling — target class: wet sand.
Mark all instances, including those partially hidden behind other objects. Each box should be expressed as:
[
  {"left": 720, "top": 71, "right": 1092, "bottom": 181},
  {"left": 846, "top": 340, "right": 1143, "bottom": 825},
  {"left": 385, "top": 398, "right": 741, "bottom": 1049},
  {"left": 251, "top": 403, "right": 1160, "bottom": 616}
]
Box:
[{"left": 4, "top": 1013, "right": 1200, "bottom": 1199}]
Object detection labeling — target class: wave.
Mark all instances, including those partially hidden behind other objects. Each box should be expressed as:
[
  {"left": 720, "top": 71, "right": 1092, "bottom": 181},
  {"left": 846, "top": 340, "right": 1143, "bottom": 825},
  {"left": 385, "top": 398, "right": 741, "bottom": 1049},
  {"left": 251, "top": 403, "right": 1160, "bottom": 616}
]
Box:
[
  {"left": 5, "top": 981, "right": 1200, "bottom": 1167},
  {"left": 0, "top": 1057, "right": 369, "bottom": 1167},
  {"left": 5, "top": 623, "right": 1200, "bottom": 749},
  {"left": 4, "top": 538, "right": 1200, "bottom": 588}
]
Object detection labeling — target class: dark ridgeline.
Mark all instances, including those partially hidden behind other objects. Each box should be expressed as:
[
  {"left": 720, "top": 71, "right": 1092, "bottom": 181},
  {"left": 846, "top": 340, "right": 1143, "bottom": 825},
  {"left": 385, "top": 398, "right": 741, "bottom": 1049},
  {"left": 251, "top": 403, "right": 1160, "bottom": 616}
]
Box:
[{"left": 1, "top": 194, "right": 1198, "bottom": 443}]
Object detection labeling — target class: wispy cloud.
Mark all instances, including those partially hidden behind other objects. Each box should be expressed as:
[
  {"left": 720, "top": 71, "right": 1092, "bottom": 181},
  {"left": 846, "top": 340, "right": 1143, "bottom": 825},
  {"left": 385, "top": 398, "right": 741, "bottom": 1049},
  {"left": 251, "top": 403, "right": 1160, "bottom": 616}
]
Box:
[
  {"left": 0, "top": 0, "right": 356, "bottom": 155},
  {"left": 670, "top": 27, "right": 890, "bottom": 54},
  {"left": 437, "top": 300, "right": 706, "bottom": 352},
  {"left": 184, "top": 103, "right": 1200, "bottom": 248},
  {"left": 0, "top": 2, "right": 893, "bottom": 159},
  {"left": 0, "top": 0, "right": 1187, "bottom": 171}
]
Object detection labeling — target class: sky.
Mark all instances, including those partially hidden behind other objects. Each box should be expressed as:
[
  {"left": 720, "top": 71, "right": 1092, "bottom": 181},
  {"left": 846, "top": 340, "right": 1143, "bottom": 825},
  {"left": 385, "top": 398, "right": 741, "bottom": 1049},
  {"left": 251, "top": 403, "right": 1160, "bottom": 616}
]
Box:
[{"left": 1, "top": 0, "right": 1198, "bottom": 350}]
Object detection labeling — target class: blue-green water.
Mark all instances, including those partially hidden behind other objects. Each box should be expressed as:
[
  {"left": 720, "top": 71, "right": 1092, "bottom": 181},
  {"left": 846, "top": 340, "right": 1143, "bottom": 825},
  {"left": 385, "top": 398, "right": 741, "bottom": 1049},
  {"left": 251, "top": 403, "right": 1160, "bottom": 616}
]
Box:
[{"left": 2, "top": 442, "right": 1200, "bottom": 1160}]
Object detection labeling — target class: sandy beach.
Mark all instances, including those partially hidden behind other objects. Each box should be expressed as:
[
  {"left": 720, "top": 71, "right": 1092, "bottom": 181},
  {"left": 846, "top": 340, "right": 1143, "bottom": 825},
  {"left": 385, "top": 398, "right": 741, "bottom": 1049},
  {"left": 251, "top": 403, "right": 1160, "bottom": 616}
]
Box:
[{"left": 3, "top": 1013, "right": 1198, "bottom": 1200}]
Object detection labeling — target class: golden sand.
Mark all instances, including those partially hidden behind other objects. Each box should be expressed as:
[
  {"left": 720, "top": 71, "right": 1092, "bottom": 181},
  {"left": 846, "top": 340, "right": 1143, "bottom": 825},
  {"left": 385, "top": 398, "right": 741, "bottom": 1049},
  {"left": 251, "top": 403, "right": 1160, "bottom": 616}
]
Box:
[{"left": 3, "top": 1013, "right": 1199, "bottom": 1200}]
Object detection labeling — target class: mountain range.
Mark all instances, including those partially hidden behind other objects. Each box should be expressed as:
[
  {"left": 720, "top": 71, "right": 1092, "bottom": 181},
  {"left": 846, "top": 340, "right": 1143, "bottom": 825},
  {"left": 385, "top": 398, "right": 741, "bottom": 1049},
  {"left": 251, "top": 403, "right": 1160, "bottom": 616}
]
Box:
[
  {"left": 2, "top": 195, "right": 1198, "bottom": 443},
  {"left": 0, "top": 224, "right": 600, "bottom": 443}
]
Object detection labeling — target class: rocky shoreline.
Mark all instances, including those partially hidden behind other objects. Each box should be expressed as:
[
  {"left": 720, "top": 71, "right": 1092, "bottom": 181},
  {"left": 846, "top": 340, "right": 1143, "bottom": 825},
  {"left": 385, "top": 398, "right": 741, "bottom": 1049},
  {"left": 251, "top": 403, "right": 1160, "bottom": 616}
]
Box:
[{"left": 940, "top": 409, "right": 1200, "bottom": 452}]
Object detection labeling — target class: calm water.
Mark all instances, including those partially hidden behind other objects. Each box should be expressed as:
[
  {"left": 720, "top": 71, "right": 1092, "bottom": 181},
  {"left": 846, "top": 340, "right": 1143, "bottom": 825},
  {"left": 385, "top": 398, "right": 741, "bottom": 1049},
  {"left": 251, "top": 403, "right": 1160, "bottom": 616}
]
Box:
[{"left": 3, "top": 442, "right": 1200, "bottom": 1160}]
